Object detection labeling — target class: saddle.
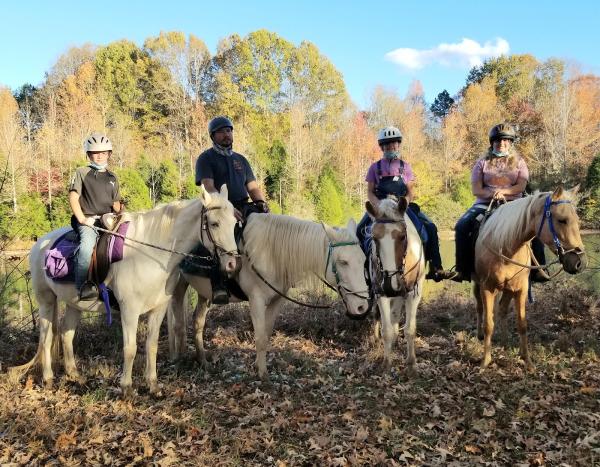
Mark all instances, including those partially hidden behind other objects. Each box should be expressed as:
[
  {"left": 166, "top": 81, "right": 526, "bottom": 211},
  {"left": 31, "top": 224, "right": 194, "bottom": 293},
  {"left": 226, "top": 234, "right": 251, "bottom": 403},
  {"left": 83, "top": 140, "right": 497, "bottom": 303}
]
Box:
[{"left": 44, "top": 221, "right": 130, "bottom": 285}]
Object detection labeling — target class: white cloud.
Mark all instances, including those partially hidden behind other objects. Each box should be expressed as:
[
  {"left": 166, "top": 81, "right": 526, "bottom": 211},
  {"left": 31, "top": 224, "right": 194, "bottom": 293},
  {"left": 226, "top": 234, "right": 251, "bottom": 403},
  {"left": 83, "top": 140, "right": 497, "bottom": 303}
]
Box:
[{"left": 385, "top": 38, "right": 510, "bottom": 70}]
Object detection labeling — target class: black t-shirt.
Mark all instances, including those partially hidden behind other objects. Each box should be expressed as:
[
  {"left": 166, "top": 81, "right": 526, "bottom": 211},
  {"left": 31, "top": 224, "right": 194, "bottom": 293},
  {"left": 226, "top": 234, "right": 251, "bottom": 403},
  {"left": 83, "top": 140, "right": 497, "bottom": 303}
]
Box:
[
  {"left": 69, "top": 166, "right": 120, "bottom": 216},
  {"left": 195, "top": 148, "right": 256, "bottom": 203}
]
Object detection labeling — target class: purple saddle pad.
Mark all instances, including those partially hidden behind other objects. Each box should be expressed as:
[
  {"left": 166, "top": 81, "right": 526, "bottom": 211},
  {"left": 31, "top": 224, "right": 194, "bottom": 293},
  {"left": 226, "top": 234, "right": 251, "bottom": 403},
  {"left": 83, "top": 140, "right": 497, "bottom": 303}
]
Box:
[{"left": 44, "top": 222, "right": 130, "bottom": 281}]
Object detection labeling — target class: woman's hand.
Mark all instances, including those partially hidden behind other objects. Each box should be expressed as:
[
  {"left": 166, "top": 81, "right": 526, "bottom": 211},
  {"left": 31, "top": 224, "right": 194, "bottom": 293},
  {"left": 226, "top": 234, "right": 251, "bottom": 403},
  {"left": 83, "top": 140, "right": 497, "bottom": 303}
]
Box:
[{"left": 492, "top": 190, "right": 506, "bottom": 203}]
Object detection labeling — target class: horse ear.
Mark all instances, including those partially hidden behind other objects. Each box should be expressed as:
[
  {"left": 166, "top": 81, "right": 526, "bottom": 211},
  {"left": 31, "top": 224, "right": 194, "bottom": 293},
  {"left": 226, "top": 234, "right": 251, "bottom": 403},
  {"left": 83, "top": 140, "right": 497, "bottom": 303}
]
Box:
[
  {"left": 346, "top": 218, "right": 357, "bottom": 234},
  {"left": 397, "top": 197, "right": 408, "bottom": 216},
  {"left": 551, "top": 186, "right": 564, "bottom": 201},
  {"left": 366, "top": 201, "right": 378, "bottom": 218},
  {"left": 219, "top": 184, "right": 229, "bottom": 199},
  {"left": 322, "top": 223, "right": 335, "bottom": 241},
  {"left": 199, "top": 184, "right": 213, "bottom": 205}
]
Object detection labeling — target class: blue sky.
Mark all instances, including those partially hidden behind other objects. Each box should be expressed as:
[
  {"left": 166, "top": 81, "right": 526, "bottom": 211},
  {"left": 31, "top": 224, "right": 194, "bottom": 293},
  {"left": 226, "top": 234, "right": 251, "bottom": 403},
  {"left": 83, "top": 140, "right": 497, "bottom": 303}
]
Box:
[{"left": 1, "top": 1, "right": 598, "bottom": 108}]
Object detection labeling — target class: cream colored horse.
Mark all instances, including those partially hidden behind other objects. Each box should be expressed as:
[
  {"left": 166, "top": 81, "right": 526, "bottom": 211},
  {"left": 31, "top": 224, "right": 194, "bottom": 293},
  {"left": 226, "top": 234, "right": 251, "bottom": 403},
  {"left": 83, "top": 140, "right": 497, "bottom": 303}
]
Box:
[
  {"left": 168, "top": 215, "right": 370, "bottom": 380},
  {"left": 366, "top": 197, "right": 426, "bottom": 376},
  {"left": 474, "top": 187, "right": 586, "bottom": 369},
  {"left": 11, "top": 186, "right": 238, "bottom": 395}
]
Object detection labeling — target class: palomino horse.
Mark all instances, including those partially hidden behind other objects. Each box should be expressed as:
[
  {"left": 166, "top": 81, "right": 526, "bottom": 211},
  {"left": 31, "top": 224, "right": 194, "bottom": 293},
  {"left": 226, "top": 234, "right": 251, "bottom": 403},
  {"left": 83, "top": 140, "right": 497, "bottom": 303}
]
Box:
[
  {"left": 366, "top": 197, "right": 426, "bottom": 376},
  {"left": 12, "top": 186, "right": 238, "bottom": 394},
  {"left": 474, "top": 187, "right": 587, "bottom": 369},
  {"left": 168, "top": 215, "right": 370, "bottom": 380}
]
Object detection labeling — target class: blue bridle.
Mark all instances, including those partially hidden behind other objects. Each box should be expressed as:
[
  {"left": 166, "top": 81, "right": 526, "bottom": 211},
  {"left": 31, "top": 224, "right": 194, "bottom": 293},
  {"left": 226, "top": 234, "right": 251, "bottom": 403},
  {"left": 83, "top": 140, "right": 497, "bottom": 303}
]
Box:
[{"left": 536, "top": 195, "right": 571, "bottom": 256}]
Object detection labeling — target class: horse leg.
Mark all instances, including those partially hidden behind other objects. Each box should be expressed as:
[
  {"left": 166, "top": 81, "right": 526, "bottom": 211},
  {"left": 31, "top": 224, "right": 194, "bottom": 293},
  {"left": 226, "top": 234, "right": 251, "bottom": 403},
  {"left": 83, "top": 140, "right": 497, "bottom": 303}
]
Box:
[
  {"left": 248, "top": 296, "right": 271, "bottom": 381},
  {"left": 167, "top": 278, "right": 188, "bottom": 360},
  {"left": 193, "top": 297, "right": 211, "bottom": 368},
  {"left": 145, "top": 304, "right": 168, "bottom": 395},
  {"left": 62, "top": 305, "right": 84, "bottom": 383},
  {"left": 480, "top": 287, "right": 497, "bottom": 369},
  {"left": 474, "top": 282, "right": 484, "bottom": 340},
  {"left": 514, "top": 288, "right": 534, "bottom": 371},
  {"left": 119, "top": 309, "right": 140, "bottom": 397},
  {"left": 498, "top": 291, "right": 513, "bottom": 346},
  {"left": 378, "top": 297, "right": 396, "bottom": 370},
  {"left": 404, "top": 296, "right": 420, "bottom": 378},
  {"left": 38, "top": 297, "right": 58, "bottom": 388}
]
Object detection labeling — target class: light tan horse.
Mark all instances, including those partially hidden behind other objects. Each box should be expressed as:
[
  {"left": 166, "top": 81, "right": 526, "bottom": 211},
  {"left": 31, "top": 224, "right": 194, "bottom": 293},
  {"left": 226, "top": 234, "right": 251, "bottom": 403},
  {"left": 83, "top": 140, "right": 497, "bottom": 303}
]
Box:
[
  {"left": 366, "top": 197, "right": 426, "bottom": 376},
  {"left": 11, "top": 186, "right": 238, "bottom": 395},
  {"left": 474, "top": 187, "right": 587, "bottom": 369},
  {"left": 168, "top": 215, "right": 370, "bottom": 380}
]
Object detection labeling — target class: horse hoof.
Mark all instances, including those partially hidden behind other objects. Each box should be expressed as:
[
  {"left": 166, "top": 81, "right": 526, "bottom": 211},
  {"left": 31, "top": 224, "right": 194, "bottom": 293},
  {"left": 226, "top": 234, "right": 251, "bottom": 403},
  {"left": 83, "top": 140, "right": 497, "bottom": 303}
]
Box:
[
  {"left": 66, "top": 373, "right": 87, "bottom": 385},
  {"left": 148, "top": 383, "right": 163, "bottom": 397},
  {"left": 120, "top": 386, "right": 135, "bottom": 400},
  {"left": 43, "top": 378, "right": 54, "bottom": 390},
  {"left": 405, "top": 366, "right": 417, "bottom": 379}
]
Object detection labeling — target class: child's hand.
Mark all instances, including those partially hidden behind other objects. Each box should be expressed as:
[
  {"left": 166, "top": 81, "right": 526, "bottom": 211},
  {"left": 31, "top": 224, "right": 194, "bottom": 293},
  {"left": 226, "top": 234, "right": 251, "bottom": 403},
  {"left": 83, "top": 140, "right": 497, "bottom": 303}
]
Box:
[{"left": 83, "top": 217, "right": 96, "bottom": 227}]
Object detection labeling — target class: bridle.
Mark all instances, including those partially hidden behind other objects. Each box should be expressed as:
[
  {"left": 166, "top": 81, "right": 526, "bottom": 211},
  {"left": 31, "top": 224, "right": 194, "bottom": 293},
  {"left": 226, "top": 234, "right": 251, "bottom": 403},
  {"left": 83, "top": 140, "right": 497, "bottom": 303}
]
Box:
[
  {"left": 536, "top": 195, "right": 584, "bottom": 263},
  {"left": 200, "top": 205, "right": 240, "bottom": 261},
  {"left": 323, "top": 238, "right": 370, "bottom": 302},
  {"left": 369, "top": 217, "right": 422, "bottom": 297}
]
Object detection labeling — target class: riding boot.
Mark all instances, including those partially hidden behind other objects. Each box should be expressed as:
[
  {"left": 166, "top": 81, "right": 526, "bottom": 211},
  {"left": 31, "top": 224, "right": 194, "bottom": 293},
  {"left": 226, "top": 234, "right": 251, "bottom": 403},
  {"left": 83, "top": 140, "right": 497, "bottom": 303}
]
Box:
[
  {"left": 425, "top": 264, "right": 459, "bottom": 282},
  {"left": 530, "top": 238, "right": 549, "bottom": 283},
  {"left": 210, "top": 265, "right": 229, "bottom": 305}
]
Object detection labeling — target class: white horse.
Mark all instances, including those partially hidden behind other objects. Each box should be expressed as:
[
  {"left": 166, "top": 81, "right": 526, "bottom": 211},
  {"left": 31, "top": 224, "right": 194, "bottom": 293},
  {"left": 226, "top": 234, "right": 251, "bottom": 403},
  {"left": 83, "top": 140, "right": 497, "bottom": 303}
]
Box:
[
  {"left": 168, "top": 214, "right": 370, "bottom": 380},
  {"left": 11, "top": 186, "right": 238, "bottom": 395},
  {"left": 366, "top": 197, "right": 426, "bottom": 376}
]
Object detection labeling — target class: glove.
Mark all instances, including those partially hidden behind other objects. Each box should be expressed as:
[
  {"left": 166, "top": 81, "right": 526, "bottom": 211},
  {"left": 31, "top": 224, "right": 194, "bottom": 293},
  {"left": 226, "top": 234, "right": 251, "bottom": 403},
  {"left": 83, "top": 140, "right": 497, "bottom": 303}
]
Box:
[{"left": 255, "top": 200, "right": 269, "bottom": 213}]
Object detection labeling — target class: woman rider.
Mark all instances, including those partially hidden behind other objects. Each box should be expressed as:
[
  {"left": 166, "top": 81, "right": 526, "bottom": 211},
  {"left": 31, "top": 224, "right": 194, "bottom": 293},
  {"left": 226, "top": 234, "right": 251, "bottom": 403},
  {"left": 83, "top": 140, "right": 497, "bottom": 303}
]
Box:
[
  {"left": 357, "top": 126, "right": 455, "bottom": 282},
  {"left": 452, "top": 123, "right": 548, "bottom": 282}
]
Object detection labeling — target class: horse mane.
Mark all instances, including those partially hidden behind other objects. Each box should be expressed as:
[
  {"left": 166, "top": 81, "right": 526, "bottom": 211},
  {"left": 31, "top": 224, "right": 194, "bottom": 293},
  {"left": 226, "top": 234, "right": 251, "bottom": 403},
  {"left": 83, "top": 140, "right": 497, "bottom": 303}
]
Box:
[
  {"left": 125, "top": 195, "right": 229, "bottom": 246},
  {"left": 243, "top": 214, "right": 357, "bottom": 289},
  {"left": 478, "top": 192, "right": 550, "bottom": 252}
]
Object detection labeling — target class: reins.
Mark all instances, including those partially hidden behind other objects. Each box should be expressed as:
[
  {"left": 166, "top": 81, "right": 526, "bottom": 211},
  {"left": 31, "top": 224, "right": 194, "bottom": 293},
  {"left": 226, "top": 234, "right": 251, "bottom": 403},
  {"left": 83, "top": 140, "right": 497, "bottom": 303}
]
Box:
[
  {"left": 92, "top": 205, "right": 238, "bottom": 262},
  {"left": 246, "top": 224, "right": 369, "bottom": 310}
]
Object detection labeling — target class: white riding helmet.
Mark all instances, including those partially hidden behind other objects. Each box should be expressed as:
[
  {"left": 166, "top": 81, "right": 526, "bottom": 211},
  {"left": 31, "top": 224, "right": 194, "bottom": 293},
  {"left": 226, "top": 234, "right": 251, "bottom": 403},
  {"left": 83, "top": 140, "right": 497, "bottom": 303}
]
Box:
[
  {"left": 84, "top": 133, "right": 112, "bottom": 152},
  {"left": 377, "top": 126, "right": 403, "bottom": 145}
]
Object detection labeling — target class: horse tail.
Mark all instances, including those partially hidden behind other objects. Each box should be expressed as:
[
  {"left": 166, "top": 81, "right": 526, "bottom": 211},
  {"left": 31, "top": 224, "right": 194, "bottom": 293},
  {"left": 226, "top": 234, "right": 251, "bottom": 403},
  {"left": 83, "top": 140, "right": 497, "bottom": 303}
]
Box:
[
  {"left": 8, "top": 301, "right": 61, "bottom": 382},
  {"left": 51, "top": 300, "right": 61, "bottom": 363}
]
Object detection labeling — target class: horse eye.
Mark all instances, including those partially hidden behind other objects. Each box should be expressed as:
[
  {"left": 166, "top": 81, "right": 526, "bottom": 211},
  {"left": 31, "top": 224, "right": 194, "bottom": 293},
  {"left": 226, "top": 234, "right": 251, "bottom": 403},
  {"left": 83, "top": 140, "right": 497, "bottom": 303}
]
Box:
[
  {"left": 211, "top": 222, "right": 220, "bottom": 228},
  {"left": 558, "top": 219, "right": 568, "bottom": 225},
  {"left": 338, "top": 260, "right": 349, "bottom": 267}
]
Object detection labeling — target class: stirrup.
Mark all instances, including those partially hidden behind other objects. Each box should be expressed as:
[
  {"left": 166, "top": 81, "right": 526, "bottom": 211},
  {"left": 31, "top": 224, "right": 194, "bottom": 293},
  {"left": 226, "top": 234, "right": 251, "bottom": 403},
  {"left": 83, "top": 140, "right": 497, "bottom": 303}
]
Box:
[
  {"left": 530, "top": 268, "right": 551, "bottom": 283},
  {"left": 212, "top": 288, "right": 229, "bottom": 305},
  {"left": 78, "top": 281, "right": 98, "bottom": 301}
]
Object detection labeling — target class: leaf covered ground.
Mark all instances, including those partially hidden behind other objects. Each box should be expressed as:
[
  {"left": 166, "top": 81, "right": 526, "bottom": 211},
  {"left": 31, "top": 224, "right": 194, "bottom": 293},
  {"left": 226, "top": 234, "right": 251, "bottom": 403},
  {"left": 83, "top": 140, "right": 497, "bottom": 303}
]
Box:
[{"left": 1, "top": 279, "right": 599, "bottom": 466}]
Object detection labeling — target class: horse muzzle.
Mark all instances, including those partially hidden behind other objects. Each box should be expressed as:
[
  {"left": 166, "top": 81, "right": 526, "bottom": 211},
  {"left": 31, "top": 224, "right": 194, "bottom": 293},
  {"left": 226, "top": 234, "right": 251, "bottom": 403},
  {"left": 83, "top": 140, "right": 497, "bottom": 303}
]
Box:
[
  {"left": 345, "top": 295, "right": 372, "bottom": 320},
  {"left": 560, "top": 248, "right": 587, "bottom": 274}
]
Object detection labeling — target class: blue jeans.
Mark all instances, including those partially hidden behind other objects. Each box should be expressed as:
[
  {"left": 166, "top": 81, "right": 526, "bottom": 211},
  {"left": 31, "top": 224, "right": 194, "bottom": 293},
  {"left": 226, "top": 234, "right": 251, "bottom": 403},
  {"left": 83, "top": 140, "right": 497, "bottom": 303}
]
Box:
[{"left": 74, "top": 221, "right": 99, "bottom": 289}]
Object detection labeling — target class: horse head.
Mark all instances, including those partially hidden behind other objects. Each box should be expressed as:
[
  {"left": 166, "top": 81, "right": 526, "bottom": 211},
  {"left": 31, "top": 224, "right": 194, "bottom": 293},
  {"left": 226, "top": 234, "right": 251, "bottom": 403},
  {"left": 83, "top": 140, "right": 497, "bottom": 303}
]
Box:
[
  {"left": 323, "top": 219, "right": 370, "bottom": 319},
  {"left": 536, "top": 185, "right": 587, "bottom": 274},
  {"left": 366, "top": 197, "right": 414, "bottom": 296},
  {"left": 199, "top": 184, "right": 239, "bottom": 275}
]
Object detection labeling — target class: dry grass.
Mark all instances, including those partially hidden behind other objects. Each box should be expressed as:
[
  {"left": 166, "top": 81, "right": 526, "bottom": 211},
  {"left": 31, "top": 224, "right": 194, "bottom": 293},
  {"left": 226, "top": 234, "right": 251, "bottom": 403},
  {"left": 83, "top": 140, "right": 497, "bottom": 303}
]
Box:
[{"left": 1, "top": 279, "right": 599, "bottom": 465}]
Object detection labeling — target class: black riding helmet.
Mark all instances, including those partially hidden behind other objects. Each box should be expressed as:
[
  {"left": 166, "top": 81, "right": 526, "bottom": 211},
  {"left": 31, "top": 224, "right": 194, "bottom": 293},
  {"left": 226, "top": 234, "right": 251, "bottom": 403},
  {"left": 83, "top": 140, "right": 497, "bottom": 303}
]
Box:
[
  {"left": 208, "top": 116, "right": 234, "bottom": 136},
  {"left": 489, "top": 123, "right": 517, "bottom": 145}
]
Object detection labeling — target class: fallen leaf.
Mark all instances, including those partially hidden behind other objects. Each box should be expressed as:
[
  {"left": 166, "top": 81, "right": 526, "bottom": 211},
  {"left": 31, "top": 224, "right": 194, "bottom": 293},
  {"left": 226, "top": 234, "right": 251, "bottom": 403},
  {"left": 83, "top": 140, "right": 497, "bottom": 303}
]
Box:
[{"left": 465, "top": 445, "right": 481, "bottom": 454}]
